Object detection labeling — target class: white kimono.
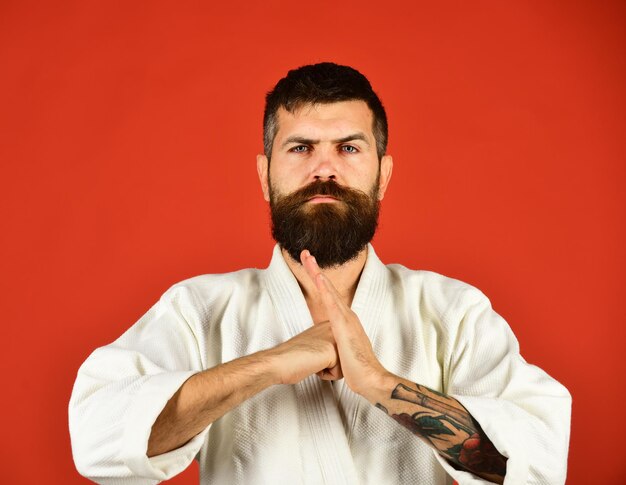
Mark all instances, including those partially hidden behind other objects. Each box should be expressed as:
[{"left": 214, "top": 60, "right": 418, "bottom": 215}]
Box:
[{"left": 69, "top": 245, "right": 571, "bottom": 484}]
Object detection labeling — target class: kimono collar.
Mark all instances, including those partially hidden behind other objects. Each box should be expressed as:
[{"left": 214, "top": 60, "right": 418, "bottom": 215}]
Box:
[{"left": 263, "top": 244, "right": 391, "bottom": 339}]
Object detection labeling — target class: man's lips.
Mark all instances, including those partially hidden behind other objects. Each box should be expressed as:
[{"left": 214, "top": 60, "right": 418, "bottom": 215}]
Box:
[{"left": 307, "top": 195, "right": 340, "bottom": 204}]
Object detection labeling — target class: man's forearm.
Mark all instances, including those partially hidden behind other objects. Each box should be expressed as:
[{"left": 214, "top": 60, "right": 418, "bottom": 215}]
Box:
[
  {"left": 147, "top": 321, "right": 339, "bottom": 457},
  {"left": 365, "top": 373, "right": 507, "bottom": 484},
  {"left": 147, "top": 350, "right": 279, "bottom": 457},
  {"left": 297, "top": 252, "right": 508, "bottom": 482}
]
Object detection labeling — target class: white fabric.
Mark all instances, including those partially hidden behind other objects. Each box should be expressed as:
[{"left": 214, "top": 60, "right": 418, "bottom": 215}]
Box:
[{"left": 69, "top": 245, "right": 571, "bottom": 484}]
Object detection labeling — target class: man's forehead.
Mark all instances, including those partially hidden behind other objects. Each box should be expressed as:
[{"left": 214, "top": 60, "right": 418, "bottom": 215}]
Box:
[{"left": 274, "top": 100, "right": 375, "bottom": 140}]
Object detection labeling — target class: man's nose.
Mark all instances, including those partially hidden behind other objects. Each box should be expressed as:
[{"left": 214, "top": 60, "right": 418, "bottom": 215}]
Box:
[{"left": 310, "top": 148, "right": 338, "bottom": 181}]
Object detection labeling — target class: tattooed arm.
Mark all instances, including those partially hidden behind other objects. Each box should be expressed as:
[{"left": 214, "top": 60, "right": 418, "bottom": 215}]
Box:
[
  {"left": 300, "top": 251, "right": 508, "bottom": 483},
  {"left": 371, "top": 376, "right": 507, "bottom": 484}
]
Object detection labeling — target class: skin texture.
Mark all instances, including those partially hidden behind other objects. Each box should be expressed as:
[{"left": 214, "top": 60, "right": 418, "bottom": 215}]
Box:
[{"left": 148, "top": 101, "right": 507, "bottom": 482}]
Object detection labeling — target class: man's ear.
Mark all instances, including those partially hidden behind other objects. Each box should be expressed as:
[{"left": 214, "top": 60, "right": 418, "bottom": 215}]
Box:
[
  {"left": 257, "top": 154, "right": 270, "bottom": 202},
  {"left": 377, "top": 154, "right": 393, "bottom": 200}
]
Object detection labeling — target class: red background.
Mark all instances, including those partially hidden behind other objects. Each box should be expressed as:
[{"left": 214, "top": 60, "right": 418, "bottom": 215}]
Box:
[{"left": 1, "top": 1, "right": 624, "bottom": 483}]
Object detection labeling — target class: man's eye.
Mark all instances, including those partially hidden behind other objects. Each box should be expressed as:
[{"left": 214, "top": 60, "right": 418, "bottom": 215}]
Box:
[
  {"left": 341, "top": 145, "right": 358, "bottom": 153},
  {"left": 291, "top": 145, "right": 309, "bottom": 153}
]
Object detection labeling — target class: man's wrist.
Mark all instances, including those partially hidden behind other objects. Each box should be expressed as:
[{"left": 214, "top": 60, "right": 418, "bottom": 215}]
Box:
[
  {"left": 358, "top": 368, "right": 397, "bottom": 405},
  {"left": 248, "top": 348, "right": 284, "bottom": 387}
]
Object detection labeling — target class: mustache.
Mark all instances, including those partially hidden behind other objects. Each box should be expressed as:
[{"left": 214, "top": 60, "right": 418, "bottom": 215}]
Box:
[{"left": 273, "top": 180, "right": 366, "bottom": 207}]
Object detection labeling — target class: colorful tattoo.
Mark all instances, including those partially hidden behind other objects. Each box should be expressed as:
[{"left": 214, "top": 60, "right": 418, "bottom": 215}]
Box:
[{"left": 377, "top": 382, "right": 507, "bottom": 483}]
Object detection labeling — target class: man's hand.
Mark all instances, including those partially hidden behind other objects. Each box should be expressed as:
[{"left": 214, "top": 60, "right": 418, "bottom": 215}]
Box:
[
  {"left": 300, "top": 250, "right": 390, "bottom": 397},
  {"left": 267, "top": 321, "right": 343, "bottom": 385},
  {"left": 147, "top": 319, "right": 343, "bottom": 457},
  {"left": 299, "top": 250, "right": 508, "bottom": 483}
]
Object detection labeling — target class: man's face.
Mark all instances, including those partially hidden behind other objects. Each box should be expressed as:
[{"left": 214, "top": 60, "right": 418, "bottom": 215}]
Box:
[{"left": 257, "top": 101, "right": 393, "bottom": 267}]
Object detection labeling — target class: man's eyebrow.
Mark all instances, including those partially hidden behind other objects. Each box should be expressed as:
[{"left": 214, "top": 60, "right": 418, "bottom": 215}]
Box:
[
  {"left": 281, "top": 132, "right": 370, "bottom": 148},
  {"left": 332, "top": 133, "right": 370, "bottom": 146},
  {"left": 281, "top": 136, "right": 319, "bottom": 148}
]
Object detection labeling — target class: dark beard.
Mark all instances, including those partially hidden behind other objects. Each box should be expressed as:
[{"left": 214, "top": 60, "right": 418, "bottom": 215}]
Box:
[{"left": 269, "top": 179, "right": 380, "bottom": 269}]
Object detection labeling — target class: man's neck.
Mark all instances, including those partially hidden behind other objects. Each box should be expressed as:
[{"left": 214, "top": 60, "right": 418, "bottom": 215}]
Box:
[{"left": 281, "top": 247, "right": 368, "bottom": 321}]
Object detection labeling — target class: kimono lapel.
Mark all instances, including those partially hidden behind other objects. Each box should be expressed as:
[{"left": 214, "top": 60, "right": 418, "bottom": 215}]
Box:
[
  {"left": 263, "top": 245, "right": 359, "bottom": 484},
  {"left": 333, "top": 244, "right": 391, "bottom": 438}
]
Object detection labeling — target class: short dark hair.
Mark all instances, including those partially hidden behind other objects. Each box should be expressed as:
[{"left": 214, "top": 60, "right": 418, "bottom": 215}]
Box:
[{"left": 263, "top": 62, "right": 388, "bottom": 160}]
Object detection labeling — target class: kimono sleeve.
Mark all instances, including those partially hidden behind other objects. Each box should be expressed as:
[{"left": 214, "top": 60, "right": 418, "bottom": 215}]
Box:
[
  {"left": 69, "top": 284, "right": 208, "bottom": 484},
  {"left": 436, "top": 287, "right": 571, "bottom": 485}
]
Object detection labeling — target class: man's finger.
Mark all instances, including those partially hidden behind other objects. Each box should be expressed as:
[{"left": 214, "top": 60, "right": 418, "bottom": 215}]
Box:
[
  {"left": 300, "top": 250, "right": 324, "bottom": 291},
  {"left": 300, "top": 250, "right": 348, "bottom": 315}
]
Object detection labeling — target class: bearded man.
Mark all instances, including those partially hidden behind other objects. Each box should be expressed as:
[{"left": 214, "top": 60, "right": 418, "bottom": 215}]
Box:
[{"left": 69, "top": 63, "right": 571, "bottom": 485}]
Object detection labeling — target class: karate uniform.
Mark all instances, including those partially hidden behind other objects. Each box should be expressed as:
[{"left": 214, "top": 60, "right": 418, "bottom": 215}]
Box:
[{"left": 69, "top": 245, "right": 571, "bottom": 484}]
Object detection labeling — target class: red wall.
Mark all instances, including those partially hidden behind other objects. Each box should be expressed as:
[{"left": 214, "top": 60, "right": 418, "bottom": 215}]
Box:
[{"left": 1, "top": 1, "right": 624, "bottom": 483}]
